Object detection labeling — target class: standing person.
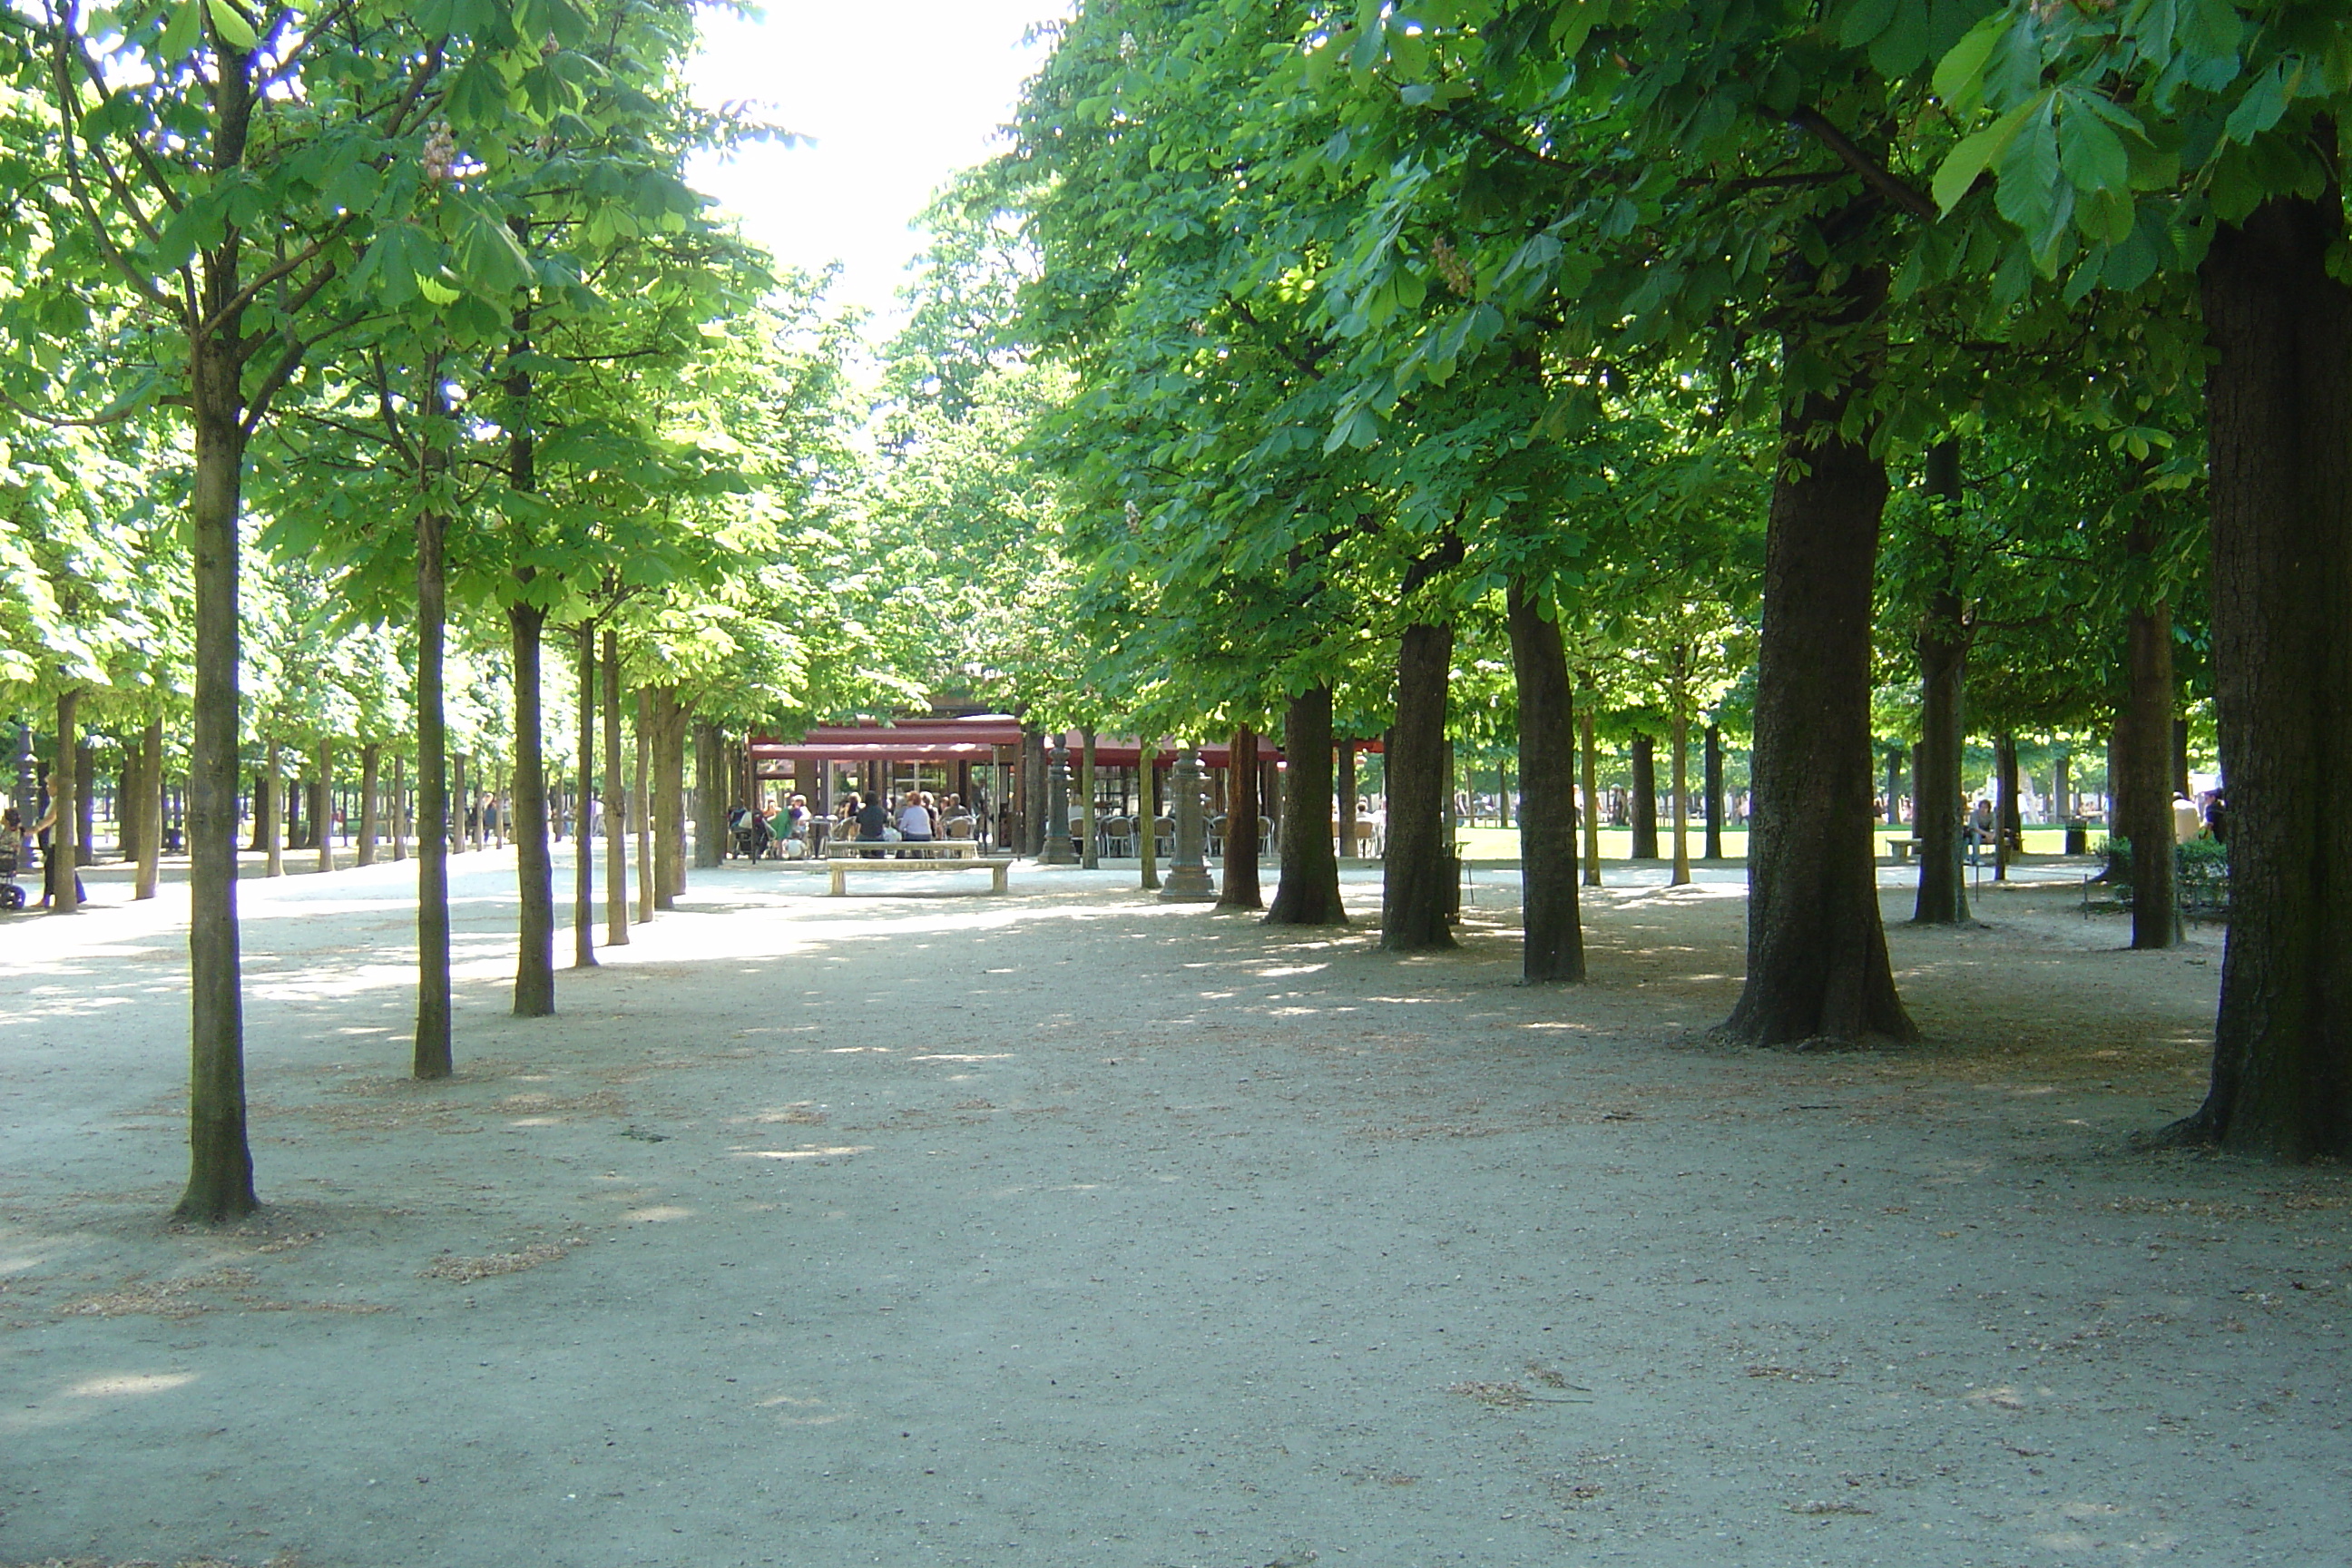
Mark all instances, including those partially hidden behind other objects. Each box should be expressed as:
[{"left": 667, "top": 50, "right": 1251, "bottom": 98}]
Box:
[
  {"left": 896, "top": 790, "right": 935, "bottom": 858},
  {"left": 2171, "top": 790, "right": 2203, "bottom": 846},
  {"left": 2204, "top": 790, "right": 2228, "bottom": 844},
  {"left": 483, "top": 794, "right": 502, "bottom": 847}
]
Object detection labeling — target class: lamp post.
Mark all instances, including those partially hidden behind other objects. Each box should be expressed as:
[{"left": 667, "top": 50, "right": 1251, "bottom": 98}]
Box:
[
  {"left": 1158, "top": 745, "right": 1216, "bottom": 901},
  {"left": 1041, "top": 737, "right": 1076, "bottom": 864}
]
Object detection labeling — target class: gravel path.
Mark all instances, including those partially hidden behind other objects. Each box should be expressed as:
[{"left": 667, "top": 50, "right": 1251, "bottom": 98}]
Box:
[{"left": 0, "top": 849, "right": 2344, "bottom": 1567}]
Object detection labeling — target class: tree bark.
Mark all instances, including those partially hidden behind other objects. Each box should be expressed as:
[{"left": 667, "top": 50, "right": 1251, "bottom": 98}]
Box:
[
  {"left": 1138, "top": 740, "right": 1160, "bottom": 890},
  {"left": 49, "top": 691, "right": 80, "bottom": 914},
  {"left": 1579, "top": 704, "right": 1602, "bottom": 887},
  {"left": 1719, "top": 264, "right": 1915, "bottom": 1047},
  {"left": 1629, "top": 734, "right": 1660, "bottom": 859},
  {"left": 603, "top": 630, "right": 630, "bottom": 946},
  {"left": 1703, "top": 724, "right": 1724, "bottom": 861},
  {"left": 509, "top": 600, "right": 555, "bottom": 1017},
  {"left": 415, "top": 504, "right": 453, "bottom": 1079},
  {"left": 2121, "top": 534, "right": 2180, "bottom": 947},
  {"left": 392, "top": 752, "right": 407, "bottom": 862},
  {"left": 1218, "top": 726, "right": 1263, "bottom": 910},
  {"left": 262, "top": 738, "right": 283, "bottom": 878},
  {"left": 118, "top": 746, "right": 141, "bottom": 866},
  {"left": 1913, "top": 586, "right": 1972, "bottom": 924},
  {"left": 358, "top": 742, "right": 380, "bottom": 867},
  {"left": 574, "top": 627, "right": 597, "bottom": 967},
  {"left": 175, "top": 295, "right": 256, "bottom": 1222},
  {"left": 693, "top": 718, "right": 722, "bottom": 870},
  {"left": 135, "top": 718, "right": 162, "bottom": 900},
  {"left": 450, "top": 753, "right": 467, "bottom": 854},
  {"left": 1994, "top": 732, "right": 2020, "bottom": 883},
  {"left": 1382, "top": 621, "right": 1456, "bottom": 951},
  {"left": 634, "top": 688, "right": 654, "bottom": 923},
  {"left": 1506, "top": 583, "right": 1583, "bottom": 981},
  {"left": 1080, "top": 729, "right": 1099, "bottom": 870},
  {"left": 1268, "top": 686, "right": 1346, "bottom": 925},
  {"left": 2163, "top": 188, "right": 2352, "bottom": 1156},
  {"left": 1670, "top": 710, "right": 1691, "bottom": 886},
  {"left": 1338, "top": 739, "right": 1357, "bottom": 861},
  {"left": 660, "top": 690, "right": 687, "bottom": 902},
  {"left": 314, "top": 739, "right": 333, "bottom": 874}
]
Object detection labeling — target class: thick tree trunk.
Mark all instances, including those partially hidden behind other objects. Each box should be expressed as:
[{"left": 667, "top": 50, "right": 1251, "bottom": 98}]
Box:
[
  {"left": 1381, "top": 621, "right": 1456, "bottom": 951},
  {"left": 175, "top": 326, "right": 255, "bottom": 1222},
  {"left": 1629, "top": 735, "right": 1660, "bottom": 859},
  {"left": 2122, "top": 569, "right": 2180, "bottom": 946},
  {"left": 314, "top": 739, "right": 333, "bottom": 874},
  {"left": 1138, "top": 740, "right": 1160, "bottom": 890},
  {"left": 509, "top": 600, "right": 555, "bottom": 1017},
  {"left": 1579, "top": 704, "right": 1602, "bottom": 887},
  {"left": 2165, "top": 190, "right": 2352, "bottom": 1157},
  {"left": 1080, "top": 729, "right": 1099, "bottom": 870},
  {"left": 1218, "top": 726, "right": 1263, "bottom": 910},
  {"left": 1719, "top": 270, "right": 1915, "bottom": 1046},
  {"left": 135, "top": 719, "right": 162, "bottom": 900},
  {"left": 1703, "top": 724, "right": 1724, "bottom": 861},
  {"left": 262, "top": 739, "right": 283, "bottom": 878},
  {"left": 1670, "top": 710, "right": 1691, "bottom": 885},
  {"left": 574, "top": 627, "right": 597, "bottom": 968},
  {"left": 660, "top": 690, "right": 687, "bottom": 902},
  {"left": 358, "top": 742, "right": 380, "bottom": 867},
  {"left": 2053, "top": 750, "right": 2071, "bottom": 823},
  {"left": 633, "top": 688, "right": 654, "bottom": 923},
  {"left": 1338, "top": 740, "right": 1357, "bottom": 861},
  {"left": 248, "top": 769, "right": 267, "bottom": 851},
  {"left": 1268, "top": 687, "right": 1346, "bottom": 925},
  {"left": 392, "top": 752, "right": 407, "bottom": 862},
  {"left": 1913, "top": 591, "right": 1971, "bottom": 924},
  {"left": 415, "top": 506, "right": 453, "bottom": 1080},
  {"left": 1506, "top": 583, "right": 1583, "bottom": 981},
  {"left": 1994, "top": 733, "right": 2020, "bottom": 882},
  {"left": 50, "top": 691, "right": 80, "bottom": 914},
  {"left": 693, "top": 718, "right": 722, "bottom": 870},
  {"left": 118, "top": 748, "right": 140, "bottom": 866},
  {"left": 603, "top": 631, "right": 630, "bottom": 946}
]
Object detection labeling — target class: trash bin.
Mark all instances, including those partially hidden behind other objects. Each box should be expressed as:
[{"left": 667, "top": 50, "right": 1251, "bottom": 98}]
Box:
[{"left": 2063, "top": 819, "right": 2089, "bottom": 856}]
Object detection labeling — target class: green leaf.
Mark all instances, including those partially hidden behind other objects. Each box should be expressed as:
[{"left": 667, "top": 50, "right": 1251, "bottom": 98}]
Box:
[
  {"left": 2057, "top": 96, "right": 2129, "bottom": 196},
  {"left": 1931, "top": 14, "right": 2006, "bottom": 113},
  {"left": 1933, "top": 95, "right": 2038, "bottom": 214},
  {"left": 1867, "top": 1, "right": 1931, "bottom": 77},
  {"left": 206, "top": 0, "right": 259, "bottom": 51},
  {"left": 1991, "top": 94, "right": 2058, "bottom": 233},
  {"left": 1836, "top": 0, "right": 1898, "bottom": 50},
  {"left": 2222, "top": 61, "right": 2288, "bottom": 144},
  {"left": 157, "top": 0, "right": 204, "bottom": 60}
]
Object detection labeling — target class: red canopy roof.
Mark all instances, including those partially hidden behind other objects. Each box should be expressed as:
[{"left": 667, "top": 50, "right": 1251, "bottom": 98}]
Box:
[{"left": 750, "top": 717, "right": 1278, "bottom": 769}]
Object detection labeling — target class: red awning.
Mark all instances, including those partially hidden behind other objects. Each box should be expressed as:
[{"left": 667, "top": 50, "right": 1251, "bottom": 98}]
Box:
[{"left": 750, "top": 718, "right": 1277, "bottom": 769}]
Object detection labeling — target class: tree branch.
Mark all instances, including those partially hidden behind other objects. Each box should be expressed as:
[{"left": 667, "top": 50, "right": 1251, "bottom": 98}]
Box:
[{"left": 1786, "top": 107, "right": 1937, "bottom": 222}]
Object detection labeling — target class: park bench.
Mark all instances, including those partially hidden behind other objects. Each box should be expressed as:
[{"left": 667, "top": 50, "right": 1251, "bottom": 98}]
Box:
[
  {"left": 1887, "top": 837, "right": 1921, "bottom": 863},
  {"left": 823, "top": 839, "right": 1012, "bottom": 896}
]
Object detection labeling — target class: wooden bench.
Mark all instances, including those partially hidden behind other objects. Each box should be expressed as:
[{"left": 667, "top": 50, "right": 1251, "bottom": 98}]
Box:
[
  {"left": 1887, "top": 837, "right": 1921, "bottom": 863},
  {"left": 827, "top": 855, "right": 1013, "bottom": 896}
]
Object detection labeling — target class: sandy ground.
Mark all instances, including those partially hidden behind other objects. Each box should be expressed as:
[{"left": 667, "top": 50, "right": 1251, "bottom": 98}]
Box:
[{"left": 0, "top": 848, "right": 2345, "bottom": 1568}]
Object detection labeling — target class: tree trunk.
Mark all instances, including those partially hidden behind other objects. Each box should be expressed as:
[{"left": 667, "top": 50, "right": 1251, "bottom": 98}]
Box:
[
  {"left": 135, "top": 718, "right": 162, "bottom": 899},
  {"left": 50, "top": 691, "right": 80, "bottom": 914},
  {"left": 1629, "top": 735, "right": 1659, "bottom": 859},
  {"left": 1703, "top": 724, "right": 1724, "bottom": 861},
  {"left": 1913, "top": 593, "right": 1972, "bottom": 924},
  {"left": 2053, "top": 750, "right": 2072, "bottom": 823},
  {"left": 1579, "top": 704, "right": 1602, "bottom": 887},
  {"left": 2121, "top": 593, "right": 2180, "bottom": 945},
  {"left": 1268, "top": 686, "right": 1346, "bottom": 925},
  {"left": 574, "top": 627, "right": 597, "bottom": 968},
  {"left": 660, "top": 690, "right": 687, "bottom": 903},
  {"left": 1670, "top": 710, "right": 1691, "bottom": 886},
  {"left": 415, "top": 505, "right": 453, "bottom": 1079},
  {"left": 248, "top": 769, "right": 268, "bottom": 851},
  {"left": 1338, "top": 740, "right": 1357, "bottom": 861},
  {"left": 392, "top": 752, "right": 407, "bottom": 862},
  {"left": 175, "top": 318, "right": 256, "bottom": 1223},
  {"left": 693, "top": 717, "right": 722, "bottom": 870},
  {"left": 1218, "top": 726, "right": 1262, "bottom": 910},
  {"left": 1994, "top": 732, "right": 2020, "bottom": 883},
  {"left": 509, "top": 600, "right": 555, "bottom": 1017},
  {"left": 358, "top": 742, "right": 380, "bottom": 867},
  {"left": 1138, "top": 740, "right": 1161, "bottom": 890},
  {"left": 450, "top": 752, "right": 467, "bottom": 854},
  {"left": 1719, "top": 265, "right": 1915, "bottom": 1046},
  {"left": 262, "top": 738, "right": 283, "bottom": 878},
  {"left": 634, "top": 688, "right": 655, "bottom": 923},
  {"left": 1381, "top": 621, "right": 1456, "bottom": 951},
  {"left": 1506, "top": 583, "right": 1583, "bottom": 981},
  {"left": 2161, "top": 189, "right": 2352, "bottom": 1156},
  {"left": 603, "top": 630, "right": 630, "bottom": 946},
  {"left": 314, "top": 739, "right": 333, "bottom": 874},
  {"left": 118, "top": 747, "right": 141, "bottom": 866},
  {"left": 1080, "top": 729, "right": 1099, "bottom": 870}
]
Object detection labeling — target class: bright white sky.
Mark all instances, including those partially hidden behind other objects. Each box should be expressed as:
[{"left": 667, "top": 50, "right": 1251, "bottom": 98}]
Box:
[{"left": 687, "top": 1, "right": 1070, "bottom": 335}]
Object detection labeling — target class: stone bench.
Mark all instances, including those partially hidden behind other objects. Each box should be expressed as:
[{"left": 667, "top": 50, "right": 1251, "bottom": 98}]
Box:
[{"left": 827, "top": 857, "right": 1013, "bottom": 897}]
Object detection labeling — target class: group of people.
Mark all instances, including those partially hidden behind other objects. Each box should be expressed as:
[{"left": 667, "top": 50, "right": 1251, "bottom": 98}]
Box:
[
  {"left": 726, "top": 796, "right": 813, "bottom": 860},
  {"left": 838, "top": 789, "right": 973, "bottom": 857}
]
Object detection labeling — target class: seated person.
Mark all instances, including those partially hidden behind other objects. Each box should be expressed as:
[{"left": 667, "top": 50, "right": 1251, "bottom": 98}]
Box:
[
  {"left": 850, "top": 792, "right": 891, "bottom": 857},
  {"left": 896, "top": 791, "right": 935, "bottom": 858}
]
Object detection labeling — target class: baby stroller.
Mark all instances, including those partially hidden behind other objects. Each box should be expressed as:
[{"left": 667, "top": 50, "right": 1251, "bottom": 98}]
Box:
[
  {"left": 0, "top": 840, "right": 24, "bottom": 910},
  {"left": 728, "top": 807, "right": 773, "bottom": 862}
]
